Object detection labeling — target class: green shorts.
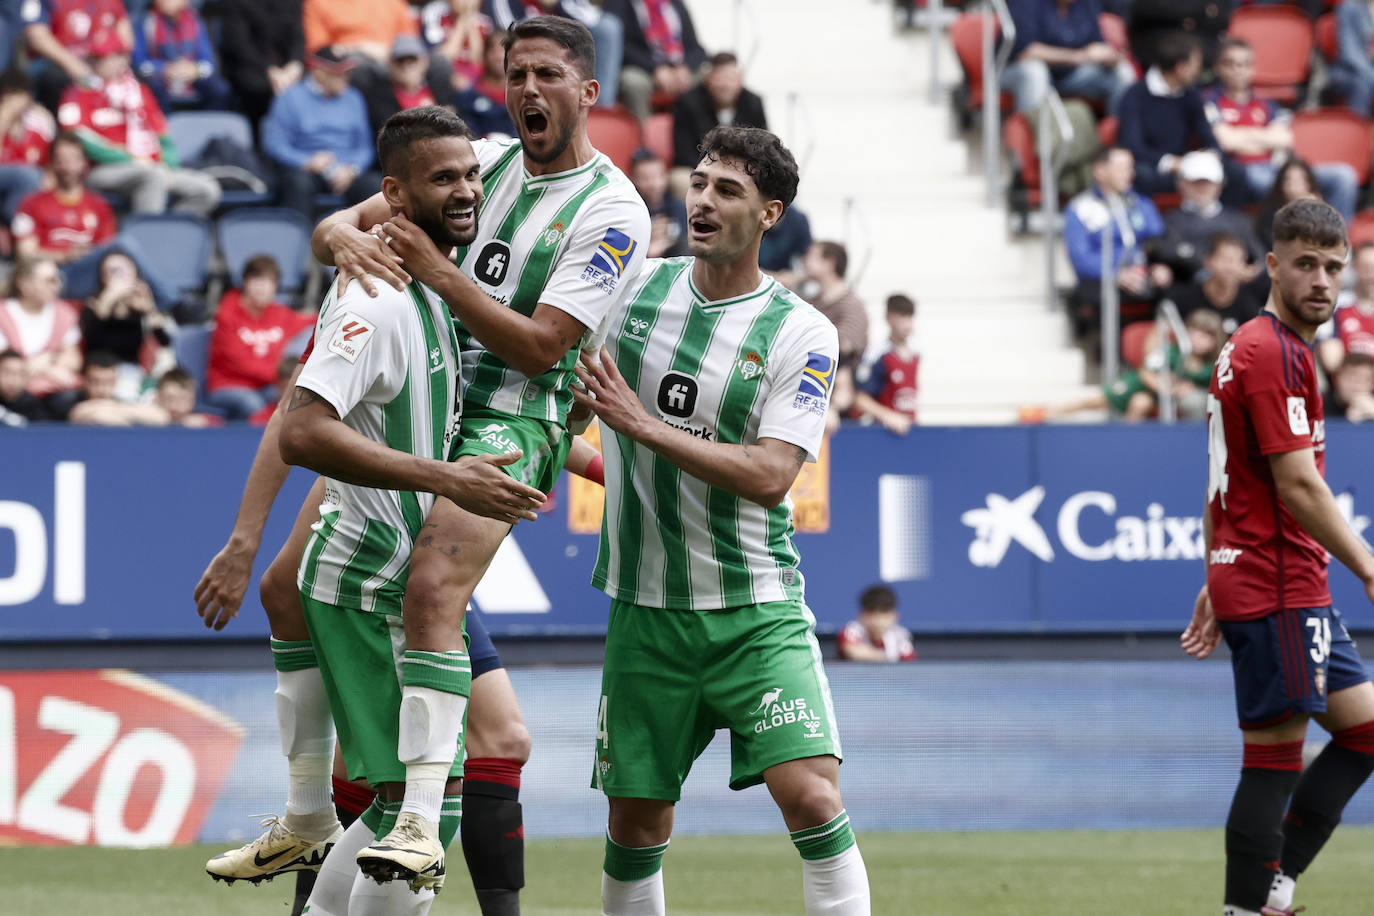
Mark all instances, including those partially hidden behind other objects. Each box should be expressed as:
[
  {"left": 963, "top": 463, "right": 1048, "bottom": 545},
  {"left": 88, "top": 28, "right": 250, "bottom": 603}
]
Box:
[
  {"left": 591, "top": 598, "right": 842, "bottom": 801},
  {"left": 454, "top": 409, "right": 570, "bottom": 493},
  {"left": 301, "top": 594, "right": 466, "bottom": 786}
]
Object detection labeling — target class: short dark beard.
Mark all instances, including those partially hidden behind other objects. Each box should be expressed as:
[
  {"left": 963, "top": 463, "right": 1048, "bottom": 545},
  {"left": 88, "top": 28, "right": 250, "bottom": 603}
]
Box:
[
  {"left": 521, "top": 117, "right": 575, "bottom": 165},
  {"left": 411, "top": 207, "right": 477, "bottom": 250}
]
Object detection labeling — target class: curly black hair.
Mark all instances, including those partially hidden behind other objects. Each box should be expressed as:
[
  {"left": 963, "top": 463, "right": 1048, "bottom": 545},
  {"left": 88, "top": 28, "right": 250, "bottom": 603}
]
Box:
[{"left": 697, "top": 126, "right": 800, "bottom": 215}]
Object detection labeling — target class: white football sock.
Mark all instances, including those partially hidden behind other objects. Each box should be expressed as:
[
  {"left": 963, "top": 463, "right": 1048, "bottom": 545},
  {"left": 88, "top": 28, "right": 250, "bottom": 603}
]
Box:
[
  {"left": 349, "top": 867, "right": 437, "bottom": 916},
  {"left": 802, "top": 844, "right": 871, "bottom": 915},
  {"left": 276, "top": 667, "right": 336, "bottom": 822},
  {"left": 1268, "top": 872, "right": 1296, "bottom": 910},
  {"left": 601, "top": 871, "right": 665, "bottom": 916},
  {"left": 303, "top": 817, "right": 374, "bottom": 916},
  {"left": 397, "top": 686, "right": 466, "bottom": 823}
]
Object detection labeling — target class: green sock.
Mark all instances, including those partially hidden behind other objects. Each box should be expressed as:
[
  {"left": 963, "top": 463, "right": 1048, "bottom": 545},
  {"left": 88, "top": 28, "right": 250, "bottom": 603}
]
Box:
[
  {"left": 602, "top": 832, "right": 669, "bottom": 881},
  {"left": 790, "top": 811, "right": 857, "bottom": 861},
  {"left": 361, "top": 798, "right": 402, "bottom": 841},
  {"left": 439, "top": 793, "right": 463, "bottom": 848},
  {"left": 270, "top": 638, "right": 317, "bottom": 672}
]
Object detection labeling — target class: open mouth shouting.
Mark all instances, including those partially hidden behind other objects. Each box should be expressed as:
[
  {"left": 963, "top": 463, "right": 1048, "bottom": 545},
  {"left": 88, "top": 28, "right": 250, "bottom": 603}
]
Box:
[{"left": 522, "top": 106, "right": 549, "bottom": 142}]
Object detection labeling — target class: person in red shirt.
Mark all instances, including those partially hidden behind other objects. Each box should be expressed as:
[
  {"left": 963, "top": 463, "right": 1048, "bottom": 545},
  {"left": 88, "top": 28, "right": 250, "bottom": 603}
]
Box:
[
  {"left": 22, "top": 0, "right": 134, "bottom": 111},
  {"left": 1182, "top": 199, "right": 1374, "bottom": 916},
  {"left": 1318, "top": 241, "right": 1374, "bottom": 375},
  {"left": 13, "top": 131, "right": 116, "bottom": 263},
  {"left": 853, "top": 293, "right": 919, "bottom": 435},
  {"left": 0, "top": 69, "right": 53, "bottom": 220},
  {"left": 57, "top": 29, "right": 220, "bottom": 216},
  {"left": 205, "top": 254, "right": 314, "bottom": 419},
  {"left": 836, "top": 585, "right": 916, "bottom": 663}
]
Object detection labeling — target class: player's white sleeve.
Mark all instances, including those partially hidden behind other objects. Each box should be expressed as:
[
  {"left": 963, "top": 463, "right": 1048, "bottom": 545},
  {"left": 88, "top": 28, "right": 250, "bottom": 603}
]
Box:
[
  {"left": 755, "top": 313, "right": 840, "bottom": 462},
  {"left": 535, "top": 193, "right": 653, "bottom": 340},
  {"left": 296, "top": 281, "right": 410, "bottom": 420}
]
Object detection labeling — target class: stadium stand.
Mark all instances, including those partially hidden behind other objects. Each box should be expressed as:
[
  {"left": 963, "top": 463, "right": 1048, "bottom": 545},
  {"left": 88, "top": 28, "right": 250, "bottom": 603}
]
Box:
[
  {"left": 215, "top": 207, "right": 313, "bottom": 298},
  {"left": 1225, "top": 4, "right": 1315, "bottom": 104}
]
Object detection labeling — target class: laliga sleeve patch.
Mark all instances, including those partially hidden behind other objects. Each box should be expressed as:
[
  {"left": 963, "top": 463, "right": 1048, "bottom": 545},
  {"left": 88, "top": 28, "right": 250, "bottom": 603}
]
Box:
[
  {"left": 792, "top": 352, "right": 836, "bottom": 416},
  {"left": 1287, "top": 396, "right": 1310, "bottom": 437},
  {"left": 580, "top": 228, "right": 638, "bottom": 294},
  {"left": 328, "top": 312, "right": 376, "bottom": 364}
]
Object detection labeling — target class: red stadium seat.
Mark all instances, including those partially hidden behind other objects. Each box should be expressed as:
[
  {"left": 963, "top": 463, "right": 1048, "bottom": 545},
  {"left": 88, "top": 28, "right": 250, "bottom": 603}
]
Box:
[
  {"left": 949, "top": 12, "right": 1011, "bottom": 117},
  {"left": 1349, "top": 209, "right": 1374, "bottom": 247},
  {"left": 643, "top": 112, "right": 673, "bottom": 167},
  {"left": 1226, "top": 6, "right": 1315, "bottom": 103},
  {"left": 586, "top": 105, "right": 642, "bottom": 176},
  {"left": 1121, "top": 320, "right": 1156, "bottom": 370},
  {"left": 1316, "top": 12, "right": 1337, "bottom": 62},
  {"left": 1003, "top": 112, "right": 1044, "bottom": 215},
  {"left": 1292, "top": 107, "right": 1373, "bottom": 185}
]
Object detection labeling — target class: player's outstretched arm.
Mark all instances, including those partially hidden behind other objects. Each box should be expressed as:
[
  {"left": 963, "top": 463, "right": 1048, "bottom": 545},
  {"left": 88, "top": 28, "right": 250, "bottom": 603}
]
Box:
[
  {"left": 311, "top": 193, "right": 410, "bottom": 297},
  {"left": 1271, "top": 447, "right": 1374, "bottom": 604},
  {"left": 574, "top": 348, "right": 802, "bottom": 507},
  {"left": 278, "top": 386, "right": 545, "bottom": 525},
  {"left": 378, "top": 213, "right": 587, "bottom": 377},
  {"left": 193, "top": 363, "right": 304, "bottom": 631}
]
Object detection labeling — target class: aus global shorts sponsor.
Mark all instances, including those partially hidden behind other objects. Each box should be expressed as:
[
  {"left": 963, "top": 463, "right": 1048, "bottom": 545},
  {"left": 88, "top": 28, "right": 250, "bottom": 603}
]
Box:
[
  {"left": 793, "top": 351, "right": 835, "bottom": 416},
  {"left": 750, "top": 687, "right": 825, "bottom": 738},
  {"left": 580, "top": 228, "right": 638, "bottom": 294}
]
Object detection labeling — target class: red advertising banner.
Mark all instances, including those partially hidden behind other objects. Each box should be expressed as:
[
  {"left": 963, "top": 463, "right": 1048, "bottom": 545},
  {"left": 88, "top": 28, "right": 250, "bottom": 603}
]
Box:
[{"left": 0, "top": 669, "right": 242, "bottom": 846}]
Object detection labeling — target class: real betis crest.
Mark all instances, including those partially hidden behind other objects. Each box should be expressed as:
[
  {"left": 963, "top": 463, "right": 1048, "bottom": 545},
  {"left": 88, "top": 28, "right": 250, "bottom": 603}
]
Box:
[
  {"left": 542, "top": 221, "right": 566, "bottom": 247},
  {"left": 737, "top": 351, "right": 764, "bottom": 380}
]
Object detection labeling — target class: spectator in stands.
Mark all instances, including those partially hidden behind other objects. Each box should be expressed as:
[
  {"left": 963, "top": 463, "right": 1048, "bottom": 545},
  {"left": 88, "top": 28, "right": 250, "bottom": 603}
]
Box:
[
  {"left": 1204, "top": 38, "right": 1360, "bottom": 222},
  {"left": 1167, "top": 232, "right": 1266, "bottom": 337},
  {"left": 0, "top": 69, "right": 53, "bottom": 222},
  {"left": 303, "top": 0, "right": 418, "bottom": 67},
  {"left": 1117, "top": 31, "right": 1245, "bottom": 206},
  {"left": 1128, "top": 0, "right": 1230, "bottom": 70},
  {"left": 205, "top": 254, "right": 314, "bottom": 420},
  {"left": 22, "top": 0, "right": 134, "bottom": 111},
  {"left": 354, "top": 35, "right": 453, "bottom": 136},
  {"left": 0, "top": 348, "right": 48, "bottom": 424},
  {"left": 0, "top": 256, "right": 83, "bottom": 417},
  {"left": 1063, "top": 146, "right": 1171, "bottom": 336},
  {"left": 1325, "top": 352, "right": 1374, "bottom": 422},
  {"left": 604, "top": 0, "right": 705, "bottom": 121},
  {"left": 454, "top": 28, "right": 518, "bottom": 137},
  {"left": 80, "top": 249, "right": 170, "bottom": 398},
  {"left": 11, "top": 131, "right": 172, "bottom": 308},
  {"left": 154, "top": 364, "right": 214, "bottom": 426},
  {"left": 1317, "top": 241, "right": 1374, "bottom": 374},
  {"left": 1253, "top": 157, "right": 1321, "bottom": 252},
  {"left": 629, "top": 147, "right": 686, "bottom": 257},
  {"left": 853, "top": 293, "right": 919, "bottom": 435},
  {"left": 1151, "top": 150, "right": 1263, "bottom": 284},
  {"left": 485, "top": 0, "right": 625, "bottom": 107},
  {"left": 261, "top": 48, "right": 381, "bottom": 219},
  {"left": 219, "top": 0, "right": 304, "bottom": 132},
  {"left": 132, "top": 0, "right": 232, "bottom": 113},
  {"left": 67, "top": 350, "right": 206, "bottom": 424},
  {"left": 999, "top": 0, "right": 1136, "bottom": 115},
  {"left": 837, "top": 585, "right": 916, "bottom": 663},
  {"left": 760, "top": 205, "right": 812, "bottom": 291},
  {"left": 422, "top": 0, "right": 490, "bottom": 90},
  {"left": 802, "top": 239, "right": 868, "bottom": 432},
  {"left": 671, "top": 51, "right": 766, "bottom": 190},
  {"left": 1330, "top": 0, "right": 1374, "bottom": 116},
  {"left": 66, "top": 349, "right": 125, "bottom": 422},
  {"left": 58, "top": 31, "right": 221, "bottom": 217}
]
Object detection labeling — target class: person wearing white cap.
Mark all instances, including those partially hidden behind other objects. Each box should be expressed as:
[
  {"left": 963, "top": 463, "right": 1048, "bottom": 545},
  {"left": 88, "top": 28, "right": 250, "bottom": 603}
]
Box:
[{"left": 1152, "top": 149, "right": 1266, "bottom": 284}]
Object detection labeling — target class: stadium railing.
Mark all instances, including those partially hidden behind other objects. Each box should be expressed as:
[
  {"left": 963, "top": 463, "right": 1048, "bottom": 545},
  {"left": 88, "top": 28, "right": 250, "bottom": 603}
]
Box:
[
  {"left": 1100, "top": 221, "right": 1120, "bottom": 384},
  {"left": 983, "top": 0, "right": 1015, "bottom": 207},
  {"left": 1037, "top": 90, "right": 1075, "bottom": 309}
]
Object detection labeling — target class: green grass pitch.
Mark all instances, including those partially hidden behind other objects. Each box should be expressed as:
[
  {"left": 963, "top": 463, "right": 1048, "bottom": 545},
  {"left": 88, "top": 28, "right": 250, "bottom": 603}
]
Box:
[{"left": 4, "top": 828, "right": 1371, "bottom": 914}]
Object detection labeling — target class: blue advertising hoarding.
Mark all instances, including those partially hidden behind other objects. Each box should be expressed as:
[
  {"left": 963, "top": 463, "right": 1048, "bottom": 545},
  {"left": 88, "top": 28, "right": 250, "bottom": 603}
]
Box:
[{"left": 1, "top": 423, "right": 1372, "bottom": 640}]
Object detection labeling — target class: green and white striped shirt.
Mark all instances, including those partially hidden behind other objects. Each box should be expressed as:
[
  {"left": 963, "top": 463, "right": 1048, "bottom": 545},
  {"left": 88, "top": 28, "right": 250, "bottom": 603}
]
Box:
[
  {"left": 592, "top": 259, "right": 840, "bottom": 610},
  {"left": 452, "top": 138, "right": 651, "bottom": 424},
  {"left": 296, "top": 278, "right": 462, "bottom": 614}
]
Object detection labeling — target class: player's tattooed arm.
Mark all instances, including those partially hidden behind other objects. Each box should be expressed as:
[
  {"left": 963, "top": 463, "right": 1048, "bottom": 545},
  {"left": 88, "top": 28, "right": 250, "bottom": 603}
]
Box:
[
  {"left": 286, "top": 387, "right": 324, "bottom": 412},
  {"left": 791, "top": 444, "right": 808, "bottom": 469}
]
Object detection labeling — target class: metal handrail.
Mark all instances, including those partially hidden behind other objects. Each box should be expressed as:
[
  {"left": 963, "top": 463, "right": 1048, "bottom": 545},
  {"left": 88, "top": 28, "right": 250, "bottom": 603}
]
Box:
[
  {"left": 1155, "top": 298, "right": 1191, "bottom": 424},
  {"left": 842, "top": 197, "right": 874, "bottom": 290},
  {"left": 786, "top": 91, "right": 817, "bottom": 177},
  {"left": 929, "top": 0, "right": 944, "bottom": 104},
  {"left": 732, "top": 0, "right": 762, "bottom": 74},
  {"left": 983, "top": 0, "right": 1016, "bottom": 208},
  {"left": 1039, "top": 90, "right": 1075, "bottom": 309},
  {"left": 1100, "top": 222, "right": 1119, "bottom": 386}
]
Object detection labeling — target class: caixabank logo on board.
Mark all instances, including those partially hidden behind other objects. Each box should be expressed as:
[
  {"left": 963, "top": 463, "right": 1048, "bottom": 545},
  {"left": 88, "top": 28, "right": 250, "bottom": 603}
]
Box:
[
  {"left": 961, "top": 486, "right": 1371, "bottom": 568},
  {"left": 0, "top": 669, "right": 242, "bottom": 846}
]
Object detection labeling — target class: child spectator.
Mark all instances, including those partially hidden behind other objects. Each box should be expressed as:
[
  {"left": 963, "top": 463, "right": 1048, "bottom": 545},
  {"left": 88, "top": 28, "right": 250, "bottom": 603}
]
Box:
[
  {"left": 0, "top": 348, "right": 47, "bottom": 424},
  {"left": 1325, "top": 352, "right": 1374, "bottom": 423},
  {"left": 133, "top": 0, "right": 232, "bottom": 112},
  {"left": 57, "top": 30, "right": 221, "bottom": 216},
  {"left": 837, "top": 585, "right": 916, "bottom": 663},
  {"left": 420, "top": 0, "right": 490, "bottom": 90},
  {"left": 629, "top": 147, "right": 686, "bottom": 258},
  {"left": 1319, "top": 242, "right": 1374, "bottom": 374},
  {"left": 22, "top": 0, "right": 134, "bottom": 111},
  {"left": 0, "top": 256, "right": 83, "bottom": 417},
  {"left": 454, "top": 28, "right": 518, "bottom": 138},
  {"left": 0, "top": 69, "right": 53, "bottom": 222},
  {"left": 155, "top": 364, "right": 215, "bottom": 426},
  {"left": 68, "top": 350, "right": 198, "bottom": 424},
  {"left": 853, "top": 294, "right": 919, "bottom": 435},
  {"left": 206, "top": 254, "right": 314, "bottom": 420},
  {"left": 1168, "top": 232, "right": 1266, "bottom": 337},
  {"left": 80, "top": 249, "right": 170, "bottom": 399}
]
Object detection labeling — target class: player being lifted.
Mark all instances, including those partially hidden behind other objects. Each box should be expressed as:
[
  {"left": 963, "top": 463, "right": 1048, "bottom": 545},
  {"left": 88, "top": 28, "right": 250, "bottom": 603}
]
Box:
[
  {"left": 572, "top": 125, "right": 871, "bottom": 916},
  {"left": 1182, "top": 198, "right": 1374, "bottom": 916}
]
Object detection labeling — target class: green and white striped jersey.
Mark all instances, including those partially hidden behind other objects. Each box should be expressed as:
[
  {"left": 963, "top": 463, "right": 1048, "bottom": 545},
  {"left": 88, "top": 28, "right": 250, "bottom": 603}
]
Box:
[
  {"left": 296, "top": 277, "right": 462, "bottom": 614},
  {"left": 592, "top": 258, "right": 840, "bottom": 610},
  {"left": 452, "top": 138, "right": 650, "bottom": 424}
]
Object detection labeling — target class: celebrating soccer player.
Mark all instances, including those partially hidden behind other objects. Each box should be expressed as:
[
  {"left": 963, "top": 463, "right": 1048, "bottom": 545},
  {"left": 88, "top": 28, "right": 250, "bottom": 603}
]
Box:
[{"left": 1182, "top": 198, "right": 1374, "bottom": 916}]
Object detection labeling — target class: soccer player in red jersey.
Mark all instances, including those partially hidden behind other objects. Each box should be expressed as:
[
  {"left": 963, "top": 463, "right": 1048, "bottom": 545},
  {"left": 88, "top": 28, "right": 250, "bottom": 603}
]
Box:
[{"left": 1182, "top": 198, "right": 1374, "bottom": 916}]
